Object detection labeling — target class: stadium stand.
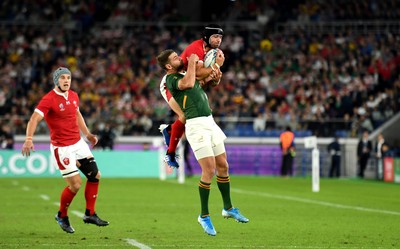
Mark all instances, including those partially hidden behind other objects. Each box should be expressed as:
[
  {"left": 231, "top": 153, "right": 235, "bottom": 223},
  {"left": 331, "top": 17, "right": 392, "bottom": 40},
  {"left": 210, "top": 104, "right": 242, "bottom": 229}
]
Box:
[{"left": 0, "top": 0, "right": 399, "bottom": 141}]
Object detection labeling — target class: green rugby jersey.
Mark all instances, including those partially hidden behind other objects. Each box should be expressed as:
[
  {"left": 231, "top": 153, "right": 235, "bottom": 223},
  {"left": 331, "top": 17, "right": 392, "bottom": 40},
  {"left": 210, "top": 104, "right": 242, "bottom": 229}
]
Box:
[{"left": 165, "top": 73, "right": 212, "bottom": 120}]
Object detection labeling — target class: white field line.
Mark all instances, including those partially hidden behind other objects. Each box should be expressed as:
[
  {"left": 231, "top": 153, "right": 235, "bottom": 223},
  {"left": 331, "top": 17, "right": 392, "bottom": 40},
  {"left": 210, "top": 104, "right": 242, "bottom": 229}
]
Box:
[
  {"left": 71, "top": 210, "right": 85, "bottom": 217},
  {"left": 37, "top": 189, "right": 150, "bottom": 248},
  {"left": 124, "top": 238, "right": 152, "bottom": 249},
  {"left": 232, "top": 188, "right": 400, "bottom": 216},
  {"left": 51, "top": 201, "right": 152, "bottom": 248},
  {"left": 22, "top": 186, "right": 30, "bottom": 191},
  {"left": 39, "top": 194, "right": 50, "bottom": 200},
  {"left": 52, "top": 202, "right": 84, "bottom": 217}
]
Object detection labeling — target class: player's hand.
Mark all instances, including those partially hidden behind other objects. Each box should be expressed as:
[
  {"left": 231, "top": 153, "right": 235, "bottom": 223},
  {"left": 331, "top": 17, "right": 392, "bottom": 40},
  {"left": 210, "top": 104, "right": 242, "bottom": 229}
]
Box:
[
  {"left": 215, "top": 49, "right": 225, "bottom": 67},
  {"left": 213, "top": 68, "right": 222, "bottom": 81},
  {"left": 21, "top": 140, "right": 35, "bottom": 157},
  {"left": 204, "top": 69, "right": 222, "bottom": 87},
  {"left": 188, "top": 54, "right": 199, "bottom": 64},
  {"left": 86, "top": 133, "right": 98, "bottom": 147}
]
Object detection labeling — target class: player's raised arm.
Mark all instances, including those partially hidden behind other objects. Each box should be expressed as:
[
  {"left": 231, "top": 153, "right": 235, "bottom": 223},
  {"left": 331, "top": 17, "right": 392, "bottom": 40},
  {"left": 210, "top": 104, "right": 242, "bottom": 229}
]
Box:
[{"left": 179, "top": 54, "right": 199, "bottom": 90}]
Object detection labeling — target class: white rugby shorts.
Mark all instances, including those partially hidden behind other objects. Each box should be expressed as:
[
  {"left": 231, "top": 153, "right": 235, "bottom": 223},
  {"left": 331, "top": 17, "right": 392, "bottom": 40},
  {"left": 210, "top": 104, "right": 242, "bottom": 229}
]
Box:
[
  {"left": 185, "top": 115, "right": 227, "bottom": 160},
  {"left": 50, "top": 138, "right": 93, "bottom": 178}
]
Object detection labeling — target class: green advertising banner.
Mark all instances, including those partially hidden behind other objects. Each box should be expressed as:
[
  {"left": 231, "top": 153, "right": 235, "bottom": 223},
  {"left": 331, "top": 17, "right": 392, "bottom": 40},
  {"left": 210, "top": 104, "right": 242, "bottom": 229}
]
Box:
[
  {"left": 0, "top": 150, "right": 160, "bottom": 178},
  {"left": 394, "top": 158, "right": 400, "bottom": 184}
]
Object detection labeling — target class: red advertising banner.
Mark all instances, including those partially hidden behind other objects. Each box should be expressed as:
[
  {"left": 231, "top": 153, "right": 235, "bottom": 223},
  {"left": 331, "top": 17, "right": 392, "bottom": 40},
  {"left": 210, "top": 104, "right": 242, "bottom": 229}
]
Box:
[{"left": 383, "top": 157, "right": 394, "bottom": 182}]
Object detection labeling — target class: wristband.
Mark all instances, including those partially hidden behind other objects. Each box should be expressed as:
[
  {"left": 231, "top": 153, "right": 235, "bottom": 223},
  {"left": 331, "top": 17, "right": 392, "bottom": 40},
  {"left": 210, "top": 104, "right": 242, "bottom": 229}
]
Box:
[
  {"left": 210, "top": 64, "right": 216, "bottom": 71},
  {"left": 26, "top": 136, "right": 33, "bottom": 141},
  {"left": 215, "top": 63, "right": 220, "bottom": 69}
]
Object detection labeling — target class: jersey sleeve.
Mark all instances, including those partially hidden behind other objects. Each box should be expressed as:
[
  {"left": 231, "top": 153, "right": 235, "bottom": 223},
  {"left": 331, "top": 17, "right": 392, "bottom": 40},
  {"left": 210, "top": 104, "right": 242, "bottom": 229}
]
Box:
[
  {"left": 181, "top": 44, "right": 204, "bottom": 68},
  {"left": 35, "top": 94, "right": 53, "bottom": 117},
  {"left": 166, "top": 75, "right": 179, "bottom": 92}
]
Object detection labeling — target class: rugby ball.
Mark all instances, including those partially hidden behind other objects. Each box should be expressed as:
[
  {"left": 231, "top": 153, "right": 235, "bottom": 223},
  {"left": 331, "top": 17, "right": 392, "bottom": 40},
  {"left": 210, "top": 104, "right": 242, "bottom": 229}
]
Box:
[{"left": 204, "top": 48, "right": 218, "bottom": 68}]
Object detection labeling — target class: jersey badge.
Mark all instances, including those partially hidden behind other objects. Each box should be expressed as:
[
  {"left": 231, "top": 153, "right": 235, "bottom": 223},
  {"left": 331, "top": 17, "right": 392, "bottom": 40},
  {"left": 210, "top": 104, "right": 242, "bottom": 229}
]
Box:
[
  {"left": 59, "top": 103, "right": 65, "bottom": 111},
  {"left": 63, "top": 157, "right": 70, "bottom": 165}
]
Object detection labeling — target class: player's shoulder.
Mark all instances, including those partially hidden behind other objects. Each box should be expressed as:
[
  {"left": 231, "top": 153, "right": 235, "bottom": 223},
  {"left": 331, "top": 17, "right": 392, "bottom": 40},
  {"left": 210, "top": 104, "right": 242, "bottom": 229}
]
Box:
[
  {"left": 69, "top": 90, "right": 79, "bottom": 97},
  {"left": 166, "top": 73, "right": 179, "bottom": 80},
  {"left": 191, "top": 39, "right": 204, "bottom": 46},
  {"left": 41, "top": 89, "right": 56, "bottom": 99},
  {"left": 185, "top": 39, "right": 204, "bottom": 51},
  {"left": 166, "top": 73, "right": 183, "bottom": 82}
]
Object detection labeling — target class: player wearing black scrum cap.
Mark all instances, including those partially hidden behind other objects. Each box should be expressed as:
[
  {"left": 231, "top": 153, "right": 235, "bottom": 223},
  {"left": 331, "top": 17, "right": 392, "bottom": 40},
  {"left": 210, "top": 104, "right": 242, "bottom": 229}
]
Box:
[
  {"left": 202, "top": 24, "right": 224, "bottom": 48},
  {"left": 158, "top": 24, "right": 225, "bottom": 169}
]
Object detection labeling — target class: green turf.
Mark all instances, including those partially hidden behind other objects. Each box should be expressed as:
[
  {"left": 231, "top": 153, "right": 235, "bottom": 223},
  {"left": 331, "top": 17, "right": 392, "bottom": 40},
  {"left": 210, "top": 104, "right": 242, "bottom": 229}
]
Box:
[{"left": 0, "top": 176, "right": 399, "bottom": 248}]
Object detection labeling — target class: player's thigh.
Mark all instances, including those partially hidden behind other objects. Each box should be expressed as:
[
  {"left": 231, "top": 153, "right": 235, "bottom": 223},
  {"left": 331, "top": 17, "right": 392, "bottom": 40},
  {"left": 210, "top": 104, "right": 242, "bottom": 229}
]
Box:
[
  {"left": 186, "top": 123, "right": 212, "bottom": 158},
  {"left": 51, "top": 144, "right": 79, "bottom": 178},
  {"left": 211, "top": 120, "right": 227, "bottom": 147},
  {"left": 74, "top": 138, "right": 94, "bottom": 160}
]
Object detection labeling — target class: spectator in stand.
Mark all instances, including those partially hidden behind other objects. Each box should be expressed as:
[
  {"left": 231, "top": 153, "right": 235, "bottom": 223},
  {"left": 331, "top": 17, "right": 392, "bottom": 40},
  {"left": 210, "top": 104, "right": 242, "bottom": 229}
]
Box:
[
  {"left": 253, "top": 112, "right": 266, "bottom": 132},
  {"left": 0, "top": 2, "right": 400, "bottom": 139}
]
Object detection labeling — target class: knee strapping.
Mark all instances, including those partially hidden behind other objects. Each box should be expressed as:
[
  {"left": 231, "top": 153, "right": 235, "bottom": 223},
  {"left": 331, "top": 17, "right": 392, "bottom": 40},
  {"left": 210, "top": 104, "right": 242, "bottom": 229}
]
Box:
[{"left": 78, "top": 158, "right": 99, "bottom": 182}]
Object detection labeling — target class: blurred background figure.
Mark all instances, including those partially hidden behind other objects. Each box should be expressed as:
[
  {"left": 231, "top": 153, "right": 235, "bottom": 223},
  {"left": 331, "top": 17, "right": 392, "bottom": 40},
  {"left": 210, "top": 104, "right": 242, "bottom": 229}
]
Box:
[
  {"left": 0, "top": 124, "right": 14, "bottom": 150},
  {"left": 375, "top": 134, "right": 389, "bottom": 180},
  {"left": 357, "top": 130, "right": 372, "bottom": 178},
  {"left": 280, "top": 126, "right": 295, "bottom": 177},
  {"left": 253, "top": 112, "right": 266, "bottom": 132},
  {"left": 97, "top": 123, "right": 116, "bottom": 150},
  {"left": 327, "top": 136, "right": 341, "bottom": 178}
]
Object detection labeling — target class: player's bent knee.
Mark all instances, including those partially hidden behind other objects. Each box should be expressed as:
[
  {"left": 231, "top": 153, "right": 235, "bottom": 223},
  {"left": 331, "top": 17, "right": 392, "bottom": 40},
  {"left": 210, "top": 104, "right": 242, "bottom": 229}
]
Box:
[
  {"left": 70, "top": 182, "right": 82, "bottom": 192},
  {"left": 78, "top": 157, "right": 99, "bottom": 182},
  {"left": 217, "top": 161, "right": 229, "bottom": 174}
]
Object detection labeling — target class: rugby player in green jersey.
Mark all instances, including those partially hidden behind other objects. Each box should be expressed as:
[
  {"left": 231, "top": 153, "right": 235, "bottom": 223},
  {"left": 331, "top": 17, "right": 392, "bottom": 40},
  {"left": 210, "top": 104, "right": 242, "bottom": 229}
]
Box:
[{"left": 157, "top": 49, "right": 249, "bottom": 236}]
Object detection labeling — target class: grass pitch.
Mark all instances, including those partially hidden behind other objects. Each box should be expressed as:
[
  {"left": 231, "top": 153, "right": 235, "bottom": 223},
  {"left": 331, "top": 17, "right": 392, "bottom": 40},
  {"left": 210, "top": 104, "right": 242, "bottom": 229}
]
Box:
[{"left": 0, "top": 176, "right": 399, "bottom": 248}]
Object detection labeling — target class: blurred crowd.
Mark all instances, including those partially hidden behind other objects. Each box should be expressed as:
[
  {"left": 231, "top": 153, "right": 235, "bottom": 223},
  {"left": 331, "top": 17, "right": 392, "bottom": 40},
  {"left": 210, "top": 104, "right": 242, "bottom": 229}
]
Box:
[{"left": 0, "top": 0, "right": 399, "bottom": 144}]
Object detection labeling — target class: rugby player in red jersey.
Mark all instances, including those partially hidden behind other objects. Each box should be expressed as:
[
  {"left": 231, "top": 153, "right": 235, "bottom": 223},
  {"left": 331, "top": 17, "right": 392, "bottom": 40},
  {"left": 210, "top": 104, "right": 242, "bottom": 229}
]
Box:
[
  {"left": 159, "top": 24, "right": 225, "bottom": 168},
  {"left": 22, "top": 67, "right": 109, "bottom": 233}
]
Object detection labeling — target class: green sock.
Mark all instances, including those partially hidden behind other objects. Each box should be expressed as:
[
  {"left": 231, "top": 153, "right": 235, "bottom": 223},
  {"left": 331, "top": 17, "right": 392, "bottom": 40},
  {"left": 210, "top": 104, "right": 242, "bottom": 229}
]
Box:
[
  {"left": 198, "top": 181, "right": 211, "bottom": 217},
  {"left": 217, "top": 176, "right": 232, "bottom": 210}
]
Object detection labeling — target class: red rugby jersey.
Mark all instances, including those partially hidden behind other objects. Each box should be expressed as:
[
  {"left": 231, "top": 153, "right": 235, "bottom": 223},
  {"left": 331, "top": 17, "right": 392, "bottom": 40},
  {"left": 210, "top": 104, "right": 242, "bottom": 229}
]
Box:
[
  {"left": 35, "top": 89, "right": 81, "bottom": 146},
  {"left": 180, "top": 39, "right": 206, "bottom": 68}
]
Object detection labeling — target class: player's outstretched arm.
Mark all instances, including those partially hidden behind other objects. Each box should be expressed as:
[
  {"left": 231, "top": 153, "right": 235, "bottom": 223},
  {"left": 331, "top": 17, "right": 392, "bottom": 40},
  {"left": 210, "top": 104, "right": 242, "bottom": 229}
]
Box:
[{"left": 22, "top": 112, "right": 43, "bottom": 157}]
